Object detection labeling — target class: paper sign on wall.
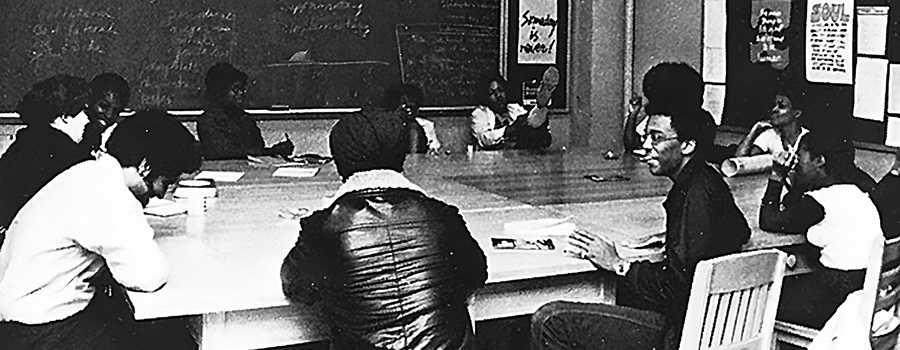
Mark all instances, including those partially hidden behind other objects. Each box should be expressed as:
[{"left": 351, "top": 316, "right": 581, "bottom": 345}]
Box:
[
  {"left": 518, "top": 0, "right": 558, "bottom": 64},
  {"left": 805, "top": 0, "right": 854, "bottom": 84},
  {"left": 750, "top": 0, "right": 791, "bottom": 69}
]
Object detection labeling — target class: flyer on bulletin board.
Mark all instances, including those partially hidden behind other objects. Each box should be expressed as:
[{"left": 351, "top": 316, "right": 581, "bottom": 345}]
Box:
[
  {"left": 518, "top": 0, "right": 558, "bottom": 64},
  {"left": 805, "top": 0, "right": 854, "bottom": 84}
]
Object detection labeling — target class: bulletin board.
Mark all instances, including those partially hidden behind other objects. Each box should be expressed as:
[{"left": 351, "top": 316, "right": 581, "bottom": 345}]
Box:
[{"left": 721, "top": 0, "right": 900, "bottom": 146}]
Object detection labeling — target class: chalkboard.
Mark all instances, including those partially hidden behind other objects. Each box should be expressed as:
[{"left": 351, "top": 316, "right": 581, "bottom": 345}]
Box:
[
  {"left": 723, "top": 0, "right": 899, "bottom": 145},
  {"left": 0, "top": 0, "right": 500, "bottom": 110}
]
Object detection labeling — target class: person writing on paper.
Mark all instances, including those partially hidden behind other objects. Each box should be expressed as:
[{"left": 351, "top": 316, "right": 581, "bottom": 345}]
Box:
[
  {"left": 197, "top": 62, "right": 293, "bottom": 160},
  {"left": 80, "top": 72, "right": 131, "bottom": 154},
  {"left": 470, "top": 69, "right": 557, "bottom": 150},
  {"left": 0, "top": 110, "right": 202, "bottom": 349},
  {"left": 281, "top": 109, "right": 486, "bottom": 350},
  {"left": 382, "top": 82, "right": 441, "bottom": 154},
  {"left": 759, "top": 132, "right": 883, "bottom": 329},
  {"left": 532, "top": 107, "right": 751, "bottom": 349},
  {"left": 0, "top": 74, "right": 94, "bottom": 246}
]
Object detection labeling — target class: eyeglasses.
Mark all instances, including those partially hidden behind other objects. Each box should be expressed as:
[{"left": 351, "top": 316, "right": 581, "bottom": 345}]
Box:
[{"left": 640, "top": 133, "right": 680, "bottom": 146}]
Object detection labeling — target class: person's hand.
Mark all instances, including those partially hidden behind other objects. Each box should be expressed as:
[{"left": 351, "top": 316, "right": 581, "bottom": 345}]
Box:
[
  {"left": 526, "top": 109, "right": 548, "bottom": 127},
  {"left": 627, "top": 96, "right": 643, "bottom": 116},
  {"left": 568, "top": 229, "right": 624, "bottom": 272},
  {"left": 892, "top": 147, "right": 900, "bottom": 173},
  {"left": 269, "top": 138, "right": 294, "bottom": 159},
  {"left": 769, "top": 150, "right": 795, "bottom": 182},
  {"left": 749, "top": 120, "right": 773, "bottom": 137}
]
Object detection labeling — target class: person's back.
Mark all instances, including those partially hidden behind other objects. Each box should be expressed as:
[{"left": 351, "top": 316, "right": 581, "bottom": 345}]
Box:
[
  {"left": 0, "top": 74, "right": 93, "bottom": 241},
  {"left": 286, "top": 187, "right": 484, "bottom": 349},
  {"left": 281, "top": 109, "right": 486, "bottom": 350}
]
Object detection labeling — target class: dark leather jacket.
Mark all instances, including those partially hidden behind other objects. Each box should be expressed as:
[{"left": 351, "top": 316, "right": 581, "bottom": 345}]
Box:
[{"left": 281, "top": 187, "right": 487, "bottom": 350}]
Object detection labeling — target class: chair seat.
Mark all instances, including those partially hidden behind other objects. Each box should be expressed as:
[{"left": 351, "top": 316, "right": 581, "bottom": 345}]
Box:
[{"left": 774, "top": 320, "right": 818, "bottom": 347}]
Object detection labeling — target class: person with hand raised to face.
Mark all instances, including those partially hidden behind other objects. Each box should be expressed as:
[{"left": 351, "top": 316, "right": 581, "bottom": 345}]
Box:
[
  {"left": 470, "top": 68, "right": 557, "bottom": 150},
  {"left": 734, "top": 87, "right": 808, "bottom": 158},
  {"left": 197, "top": 62, "right": 293, "bottom": 160},
  {"left": 532, "top": 108, "right": 750, "bottom": 350}
]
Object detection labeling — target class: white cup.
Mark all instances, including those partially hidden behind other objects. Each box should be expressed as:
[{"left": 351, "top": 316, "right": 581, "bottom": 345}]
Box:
[
  {"left": 186, "top": 196, "right": 206, "bottom": 216},
  {"left": 466, "top": 144, "right": 474, "bottom": 158}
]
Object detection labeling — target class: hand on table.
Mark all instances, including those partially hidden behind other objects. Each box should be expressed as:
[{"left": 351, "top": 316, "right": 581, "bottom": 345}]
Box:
[
  {"left": 568, "top": 229, "right": 625, "bottom": 272},
  {"left": 269, "top": 137, "right": 295, "bottom": 159}
]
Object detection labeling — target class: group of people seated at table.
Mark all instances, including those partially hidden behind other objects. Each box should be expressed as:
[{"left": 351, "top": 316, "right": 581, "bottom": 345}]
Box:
[{"left": 1, "top": 59, "right": 899, "bottom": 350}]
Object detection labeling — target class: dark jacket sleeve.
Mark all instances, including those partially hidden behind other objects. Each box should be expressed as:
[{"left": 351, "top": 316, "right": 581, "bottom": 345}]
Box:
[
  {"left": 280, "top": 214, "right": 326, "bottom": 304},
  {"left": 508, "top": 117, "right": 551, "bottom": 150},
  {"left": 197, "top": 112, "right": 266, "bottom": 160},
  {"left": 622, "top": 177, "right": 748, "bottom": 317},
  {"left": 759, "top": 179, "right": 825, "bottom": 234},
  {"left": 871, "top": 173, "right": 900, "bottom": 238},
  {"left": 442, "top": 205, "right": 488, "bottom": 296}
]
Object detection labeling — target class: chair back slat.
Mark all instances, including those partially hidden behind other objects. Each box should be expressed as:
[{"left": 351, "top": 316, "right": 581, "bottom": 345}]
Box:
[
  {"left": 681, "top": 249, "right": 787, "bottom": 350},
  {"left": 870, "top": 237, "right": 900, "bottom": 350}
]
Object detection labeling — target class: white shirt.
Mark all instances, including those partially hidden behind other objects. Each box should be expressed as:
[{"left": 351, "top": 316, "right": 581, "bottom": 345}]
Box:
[
  {"left": 753, "top": 127, "right": 809, "bottom": 156},
  {"left": 470, "top": 103, "right": 546, "bottom": 148},
  {"left": 0, "top": 154, "right": 168, "bottom": 324},
  {"left": 415, "top": 117, "right": 441, "bottom": 152},
  {"left": 806, "top": 184, "right": 883, "bottom": 270}
]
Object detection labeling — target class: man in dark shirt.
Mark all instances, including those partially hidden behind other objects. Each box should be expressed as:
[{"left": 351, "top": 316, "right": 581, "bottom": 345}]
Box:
[
  {"left": 197, "top": 62, "right": 293, "bottom": 160},
  {"left": 531, "top": 108, "right": 751, "bottom": 350},
  {"left": 0, "top": 74, "right": 93, "bottom": 246}
]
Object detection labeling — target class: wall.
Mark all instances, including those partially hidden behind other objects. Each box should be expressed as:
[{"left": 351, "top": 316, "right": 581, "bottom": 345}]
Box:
[{"left": 632, "top": 0, "right": 704, "bottom": 96}]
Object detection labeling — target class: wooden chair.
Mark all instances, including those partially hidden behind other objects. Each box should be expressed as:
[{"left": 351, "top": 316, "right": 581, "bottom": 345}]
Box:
[
  {"left": 774, "top": 237, "right": 898, "bottom": 349},
  {"left": 680, "top": 249, "right": 788, "bottom": 350}
]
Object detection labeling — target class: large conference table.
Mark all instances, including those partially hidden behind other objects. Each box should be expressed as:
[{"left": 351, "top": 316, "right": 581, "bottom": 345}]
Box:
[{"left": 130, "top": 148, "right": 806, "bottom": 349}]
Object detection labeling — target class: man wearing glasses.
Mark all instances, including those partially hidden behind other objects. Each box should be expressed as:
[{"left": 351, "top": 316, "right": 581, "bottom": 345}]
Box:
[
  {"left": 0, "top": 74, "right": 94, "bottom": 246},
  {"left": 531, "top": 108, "right": 751, "bottom": 350}
]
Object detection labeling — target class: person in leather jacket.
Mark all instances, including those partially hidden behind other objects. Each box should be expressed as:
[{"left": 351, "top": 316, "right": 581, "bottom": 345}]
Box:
[{"left": 280, "top": 109, "right": 487, "bottom": 350}]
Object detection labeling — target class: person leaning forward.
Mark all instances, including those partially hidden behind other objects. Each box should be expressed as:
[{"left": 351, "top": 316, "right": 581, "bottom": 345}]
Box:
[
  {"left": 280, "top": 109, "right": 487, "bottom": 350},
  {"left": 531, "top": 108, "right": 751, "bottom": 350}
]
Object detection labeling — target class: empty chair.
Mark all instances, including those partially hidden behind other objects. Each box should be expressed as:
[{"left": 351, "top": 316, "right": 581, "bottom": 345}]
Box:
[{"left": 680, "top": 249, "right": 788, "bottom": 350}]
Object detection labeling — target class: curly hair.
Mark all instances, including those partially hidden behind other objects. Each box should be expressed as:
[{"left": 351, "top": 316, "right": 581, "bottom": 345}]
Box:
[
  {"left": 204, "top": 62, "right": 247, "bottom": 104},
  {"left": 668, "top": 108, "right": 717, "bottom": 160},
  {"left": 15, "top": 74, "right": 89, "bottom": 126},
  {"left": 381, "top": 83, "right": 424, "bottom": 110},
  {"left": 642, "top": 62, "right": 705, "bottom": 115},
  {"left": 106, "top": 109, "right": 202, "bottom": 178},
  {"left": 474, "top": 71, "right": 507, "bottom": 107},
  {"left": 89, "top": 72, "right": 131, "bottom": 106}
]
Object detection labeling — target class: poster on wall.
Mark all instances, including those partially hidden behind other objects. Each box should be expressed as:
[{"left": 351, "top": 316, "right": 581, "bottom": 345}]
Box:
[
  {"left": 749, "top": 0, "right": 791, "bottom": 70},
  {"left": 805, "top": 0, "right": 854, "bottom": 84},
  {"left": 517, "top": 0, "right": 558, "bottom": 64}
]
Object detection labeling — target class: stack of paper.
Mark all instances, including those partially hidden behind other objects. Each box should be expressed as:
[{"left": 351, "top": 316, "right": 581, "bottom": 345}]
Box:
[
  {"left": 143, "top": 198, "right": 187, "bottom": 217},
  {"left": 492, "top": 217, "right": 576, "bottom": 251}
]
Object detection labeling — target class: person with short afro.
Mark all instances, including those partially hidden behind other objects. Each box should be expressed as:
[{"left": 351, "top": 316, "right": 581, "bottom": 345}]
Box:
[
  {"left": 197, "top": 62, "right": 293, "bottom": 160},
  {"left": 281, "top": 109, "right": 486, "bottom": 350}
]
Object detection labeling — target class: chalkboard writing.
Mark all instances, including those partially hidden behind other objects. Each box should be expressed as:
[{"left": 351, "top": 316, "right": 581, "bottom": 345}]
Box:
[
  {"left": 397, "top": 24, "right": 499, "bottom": 106},
  {"left": 0, "top": 0, "right": 505, "bottom": 111},
  {"left": 137, "top": 8, "right": 237, "bottom": 107}
]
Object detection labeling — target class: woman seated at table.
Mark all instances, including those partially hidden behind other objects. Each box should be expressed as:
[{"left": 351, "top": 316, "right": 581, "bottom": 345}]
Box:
[
  {"left": 470, "top": 69, "right": 557, "bottom": 150},
  {"left": 197, "top": 62, "right": 293, "bottom": 160},
  {"left": 734, "top": 86, "right": 808, "bottom": 159},
  {"left": 759, "top": 131, "right": 883, "bottom": 328}
]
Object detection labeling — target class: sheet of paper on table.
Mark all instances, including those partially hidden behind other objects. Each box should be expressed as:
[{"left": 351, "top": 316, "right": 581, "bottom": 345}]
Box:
[
  {"left": 143, "top": 198, "right": 187, "bottom": 217},
  {"left": 272, "top": 167, "right": 319, "bottom": 178},
  {"left": 194, "top": 171, "right": 245, "bottom": 183}
]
